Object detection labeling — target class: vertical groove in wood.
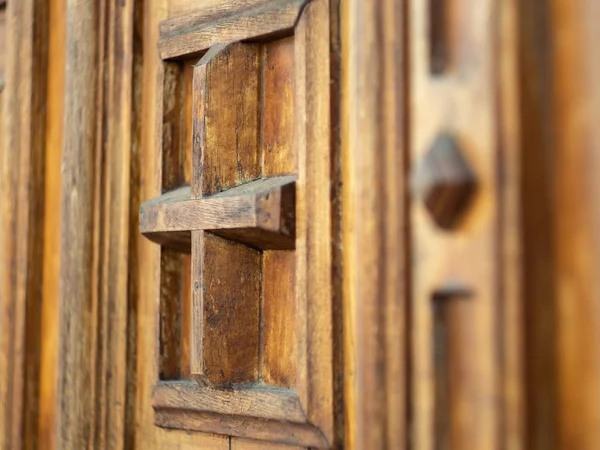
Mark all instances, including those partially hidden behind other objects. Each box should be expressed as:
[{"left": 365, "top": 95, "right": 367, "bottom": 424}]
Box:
[
  {"left": 125, "top": 0, "right": 144, "bottom": 446},
  {"left": 38, "top": 0, "right": 66, "bottom": 447},
  {"left": 159, "top": 61, "right": 187, "bottom": 381}
]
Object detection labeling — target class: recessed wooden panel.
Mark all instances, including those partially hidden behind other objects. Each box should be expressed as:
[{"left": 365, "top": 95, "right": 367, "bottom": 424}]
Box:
[
  {"left": 261, "top": 251, "right": 296, "bottom": 387},
  {"left": 203, "top": 233, "right": 261, "bottom": 386},
  {"left": 262, "top": 37, "right": 295, "bottom": 176},
  {"left": 203, "top": 43, "right": 260, "bottom": 195}
]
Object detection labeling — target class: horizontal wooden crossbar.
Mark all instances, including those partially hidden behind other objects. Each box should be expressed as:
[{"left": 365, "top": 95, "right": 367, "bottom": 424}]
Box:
[
  {"left": 158, "top": 0, "right": 309, "bottom": 60},
  {"left": 140, "top": 176, "right": 295, "bottom": 251},
  {"left": 153, "top": 381, "right": 329, "bottom": 448}
]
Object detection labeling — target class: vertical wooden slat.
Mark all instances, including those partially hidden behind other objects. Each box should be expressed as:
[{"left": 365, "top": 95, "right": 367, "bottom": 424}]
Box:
[
  {"left": 342, "top": 0, "right": 407, "bottom": 448},
  {"left": 191, "top": 43, "right": 262, "bottom": 387},
  {"left": 262, "top": 37, "right": 295, "bottom": 177},
  {"left": 93, "top": 0, "right": 135, "bottom": 447},
  {"left": 261, "top": 251, "right": 296, "bottom": 387},
  {"left": 0, "top": 0, "right": 48, "bottom": 448},
  {"left": 295, "top": 0, "right": 334, "bottom": 443},
  {"left": 551, "top": 1, "right": 600, "bottom": 448},
  {"left": 53, "top": 0, "right": 99, "bottom": 446},
  {"left": 260, "top": 36, "right": 297, "bottom": 389}
]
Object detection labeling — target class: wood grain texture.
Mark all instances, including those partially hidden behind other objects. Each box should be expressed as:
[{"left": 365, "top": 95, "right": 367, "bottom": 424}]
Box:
[
  {"left": 262, "top": 37, "right": 295, "bottom": 176},
  {"left": 153, "top": 381, "right": 306, "bottom": 422},
  {"left": 0, "top": 0, "right": 48, "bottom": 448},
  {"left": 159, "top": 0, "right": 308, "bottom": 60},
  {"left": 261, "top": 251, "right": 296, "bottom": 387},
  {"left": 92, "top": 0, "right": 136, "bottom": 447},
  {"left": 550, "top": 1, "right": 600, "bottom": 449},
  {"left": 202, "top": 43, "right": 260, "bottom": 194},
  {"left": 294, "top": 0, "right": 334, "bottom": 444},
  {"left": 52, "top": 0, "right": 99, "bottom": 446},
  {"left": 231, "top": 437, "right": 303, "bottom": 450},
  {"left": 202, "top": 233, "right": 261, "bottom": 386},
  {"left": 155, "top": 410, "right": 329, "bottom": 448},
  {"left": 135, "top": 0, "right": 226, "bottom": 447},
  {"left": 341, "top": 0, "right": 407, "bottom": 448},
  {"left": 140, "top": 177, "right": 296, "bottom": 250}
]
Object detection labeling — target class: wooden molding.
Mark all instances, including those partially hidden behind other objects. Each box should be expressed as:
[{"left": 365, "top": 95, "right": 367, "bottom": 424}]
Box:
[
  {"left": 158, "top": 0, "right": 309, "bottom": 60},
  {"left": 152, "top": 382, "right": 330, "bottom": 447},
  {"left": 153, "top": 381, "right": 306, "bottom": 423},
  {"left": 140, "top": 176, "right": 295, "bottom": 251}
]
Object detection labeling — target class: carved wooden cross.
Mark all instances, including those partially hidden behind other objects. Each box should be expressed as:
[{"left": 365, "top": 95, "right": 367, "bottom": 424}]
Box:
[{"left": 139, "top": 42, "right": 296, "bottom": 386}]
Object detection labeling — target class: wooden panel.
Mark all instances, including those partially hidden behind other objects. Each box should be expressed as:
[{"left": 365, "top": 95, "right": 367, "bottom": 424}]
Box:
[
  {"left": 341, "top": 0, "right": 407, "bottom": 447},
  {"left": 52, "top": 0, "right": 99, "bottom": 446},
  {"left": 262, "top": 37, "right": 295, "bottom": 176},
  {"left": 202, "top": 234, "right": 261, "bottom": 386},
  {"left": 202, "top": 43, "right": 260, "bottom": 194},
  {"left": 261, "top": 251, "right": 296, "bottom": 387},
  {"left": 0, "top": 0, "right": 48, "bottom": 448},
  {"left": 550, "top": 1, "right": 600, "bottom": 449},
  {"left": 294, "top": 0, "right": 335, "bottom": 443},
  {"left": 159, "top": 0, "right": 308, "bottom": 60}
]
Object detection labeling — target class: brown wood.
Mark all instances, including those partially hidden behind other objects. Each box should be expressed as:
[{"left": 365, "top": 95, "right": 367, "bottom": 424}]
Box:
[
  {"left": 155, "top": 409, "right": 328, "bottom": 448},
  {"left": 201, "top": 43, "right": 260, "bottom": 194},
  {"left": 408, "top": 1, "right": 522, "bottom": 449},
  {"left": 261, "top": 251, "right": 297, "bottom": 387},
  {"left": 52, "top": 0, "right": 99, "bottom": 446},
  {"left": 294, "top": 0, "right": 334, "bottom": 443},
  {"left": 159, "top": 0, "right": 308, "bottom": 60},
  {"left": 140, "top": 177, "right": 296, "bottom": 251},
  {"left": 153, "top": 381, "right": 306, "bottom": 422},
  {"left": 201, "top": 234, "right": 261, "bottom": 386},
  {"left": 341, "top": 0, "right": 407, "bottom": 447},
  {"left": 262, "top": 36, "right": 295, "bottom": 176},
  {"left": 231, "top": 438, "right": 302, "bottom": 450},
  {"left": 0, "top": 0, "right": 48, "bottom": 448}
]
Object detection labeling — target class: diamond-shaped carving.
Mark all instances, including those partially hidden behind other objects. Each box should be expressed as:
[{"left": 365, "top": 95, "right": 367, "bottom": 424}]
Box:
[{"left": 412, "top": 133, "right": 477, "bottom": 229}]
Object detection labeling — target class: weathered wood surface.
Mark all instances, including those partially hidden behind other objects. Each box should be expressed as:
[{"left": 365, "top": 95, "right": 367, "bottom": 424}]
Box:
[
  {"left": 294, "top": 0, "right": 335, "bottom": 444},
  {"left": 153, "top": 381, "right": 306, "bottom": 422},
  {"left": 140, "top": 177, "right": 295, "bottom": 250},
  {"left": 159, "top": 0, "right": 308, "bottom": 59},
  {"left": 0, "top": 0, "right": 48, "bottom": 448}
]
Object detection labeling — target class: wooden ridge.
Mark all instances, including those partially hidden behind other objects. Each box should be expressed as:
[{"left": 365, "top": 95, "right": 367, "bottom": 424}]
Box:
[
  {"left": 153, "top": 380, "right": 329, "bottom": 448},
  {"left": 153, "top": 380, "right": 306, "bottom": 423},
  {"left": 158, "top": 0, "right": 308, "bottom": 59},
  {"left": 139, "top": 176, "right": 295, "bottom": 251}
]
